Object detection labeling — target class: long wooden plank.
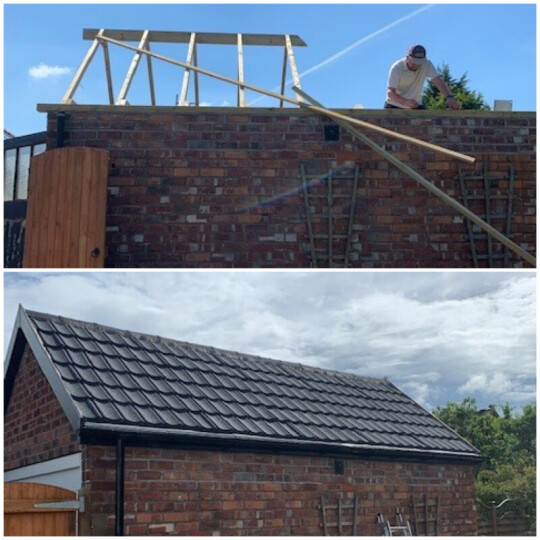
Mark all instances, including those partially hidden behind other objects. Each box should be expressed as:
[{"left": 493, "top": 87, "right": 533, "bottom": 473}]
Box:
[
  {"left": 116, "top": 30, "right": 149, "bottom": 105},
  {"left": 49, "top": 148, "right": 66, "bottom": 267},
  {"left": 179, "top": 32, "right": 196, "bottom": 106},
  {"left": 78, "top": 148, "right": 93, "bottom": 267},
  {"left": 38, "top": 152, "right": 55, "bottom": 267},
  {"left": 84, "top": 28, "right": 307, "bottom": 46},
  {"left": 68, "top": 149, "right": 84, "bottom": 267},
  {"left": 62, "top": 29, "right": 104, "bottom": 104},
  {"left": 96, "top": 35, "right": 476, "bottom": 164},
  {"left": 61, "top": 147, "right": 76, "bottom": 266},
  {"left": 294, "top": 87, "right": 536, "bottom": 267},
  {"left": 87, "top": 148, "right": 109, "bottom": 267}
]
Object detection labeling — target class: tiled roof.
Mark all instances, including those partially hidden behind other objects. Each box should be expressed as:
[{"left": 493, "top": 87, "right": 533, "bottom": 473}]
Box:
[{"left": 10, "top": 308, "right": 481, "bottom": 460}]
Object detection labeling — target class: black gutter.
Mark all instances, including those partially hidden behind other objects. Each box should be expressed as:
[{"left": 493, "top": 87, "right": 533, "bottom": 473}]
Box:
[
  {"left": 80, "top": 423, "right": 483, "bottom": 465},
  {"left": 115, "top": 437, "right": 125, "bottom": 536}
]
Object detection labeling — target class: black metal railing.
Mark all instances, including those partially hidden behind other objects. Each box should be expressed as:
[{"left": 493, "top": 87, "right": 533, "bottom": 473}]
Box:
[{"left": 4, "top": 131, "right": 47, "bottom": 201}]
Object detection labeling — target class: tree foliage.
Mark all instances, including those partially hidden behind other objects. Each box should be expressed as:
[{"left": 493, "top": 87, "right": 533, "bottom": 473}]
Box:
[
  {"left": 422, "top": 62, "right": 490, "bottom": 110},
  {"left": 433, "top": 399, "right": 536, "bottom": 528}
]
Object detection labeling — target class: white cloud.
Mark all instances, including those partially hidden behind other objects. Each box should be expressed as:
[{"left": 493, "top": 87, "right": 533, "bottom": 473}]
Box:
[
  {"left": 3, "top": 272, "right": 536, "bottom": 410},
  {"left": 29, "top": 63, "right": 71, "bottom": 79}
]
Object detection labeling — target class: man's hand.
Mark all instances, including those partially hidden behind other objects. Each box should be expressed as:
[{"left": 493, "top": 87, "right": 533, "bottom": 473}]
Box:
[
  {"left": 406, "top": 98, "right": 421, "bottom": 108},
  {"left": 447, "top": 96, "right": 461, "bottom": 110}
]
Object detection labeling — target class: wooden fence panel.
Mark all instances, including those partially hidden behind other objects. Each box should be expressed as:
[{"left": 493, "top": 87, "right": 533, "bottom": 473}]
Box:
[
  {"left": 22, "top": 146, "right": 109, "bottom": 268},
  {"left": 4, "top": 482, "right": 77, "bottom": 536}
]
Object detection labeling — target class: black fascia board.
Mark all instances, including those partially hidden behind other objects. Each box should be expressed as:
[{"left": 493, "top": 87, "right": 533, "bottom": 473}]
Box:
[{"left": 80, "top": 422, "right": 483, "bottom": 465}]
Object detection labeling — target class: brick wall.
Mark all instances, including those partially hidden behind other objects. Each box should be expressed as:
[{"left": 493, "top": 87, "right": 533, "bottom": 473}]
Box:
[
  {"left": 4, "top": 344, "right": 80, "bottom": 470},
  {"left": 83, "top": 444, "right": 477, "bottom": 536},
  {"left": 43, "top": 106, "right": 536, "bottom": 268}
]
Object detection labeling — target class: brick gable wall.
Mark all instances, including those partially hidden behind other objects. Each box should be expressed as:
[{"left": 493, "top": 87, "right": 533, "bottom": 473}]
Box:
[
  {"left": 83, "top": 444, "right": 478, "bottom": 536},
  {"left": 45, "top": 107, "right": 536, "bottom": 268},
  {"left": 4, "top": 344, "right": 80, "bottom": 470}
]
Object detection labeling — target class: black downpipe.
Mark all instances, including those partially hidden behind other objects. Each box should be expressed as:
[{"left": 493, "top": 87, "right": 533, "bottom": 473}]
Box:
[
  {"left": 115, "top": 437, "right": 125, "bottom": 536},
  {"left": 56, "top": 112, "right": 67, "bottom": 148}
]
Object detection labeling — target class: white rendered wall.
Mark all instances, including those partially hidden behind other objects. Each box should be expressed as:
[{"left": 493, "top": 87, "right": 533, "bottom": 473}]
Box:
[{"left": 4, "top": 452, "right": 82, "bottom": 492}]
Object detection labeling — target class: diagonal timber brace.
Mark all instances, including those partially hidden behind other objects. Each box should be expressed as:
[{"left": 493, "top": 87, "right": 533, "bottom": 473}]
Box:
[
  {"left": 92, "top": 34, "right": 475, "bottom": 164},
  {"left": 292, "top": 87, "right": 536, "bottom": 268}
]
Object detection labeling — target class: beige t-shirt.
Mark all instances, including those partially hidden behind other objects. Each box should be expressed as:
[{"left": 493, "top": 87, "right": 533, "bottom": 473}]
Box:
[{"left": 387, "top": 58, "right": 439, "bottom": 106}]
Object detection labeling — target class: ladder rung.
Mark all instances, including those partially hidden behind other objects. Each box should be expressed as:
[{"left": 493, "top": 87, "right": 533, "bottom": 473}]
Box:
[
  {"left": 314, "top": 253, "right": 346, "bottom": 258},
  {"left": 325, "top": 521, "right": 354, "bottom": 527},
  {"left": 462, "top": 175, "right": 508, "bottom": 181},
  {"left": 469, "top": 213, "right": 508, "bottom": 220},
  {"left": 475, "top": 254, "right": 506, "bottom": 260},
  {"left": 464, "top": 195, "right": 509, "bottom": 200},
  {"left": 306, "top": 194, "right": 353, "bottom": 199},
  {"left": 309, "top": 213, "right": 350, "bottom": 218},
  {"left": 472, "top": 232, "right": 513, "bottom": 239},
  {"left": 311, "top": 234, "right": 348, "bottom": 239}
]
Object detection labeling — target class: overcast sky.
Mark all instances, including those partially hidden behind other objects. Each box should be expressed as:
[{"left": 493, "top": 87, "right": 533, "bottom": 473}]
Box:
[{"left": 4, "top": 271, "right": 536, "bottom": 412}]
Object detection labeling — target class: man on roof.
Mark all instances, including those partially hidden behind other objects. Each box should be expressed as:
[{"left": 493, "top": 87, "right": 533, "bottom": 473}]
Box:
[{"left": 385, "top": 44, "right": 461, "bottom": 110}]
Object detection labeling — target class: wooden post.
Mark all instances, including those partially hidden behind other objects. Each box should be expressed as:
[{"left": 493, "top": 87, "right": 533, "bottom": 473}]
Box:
[
  {"left": 62, "top": 29, "right": 104, "bottom": 104},
  {"left": 101, "top": 40, "right": 114, "bottom": 105},
  {"left": 146, "top": 42, "right": 156, "bottom": 106},
  {"left": 193, "top": 44, "right": 200, "bottom": 106},
  {"left": 285, "top": 34, "right": 302, "bottom": 102},
  {"left": 237, "top": 34, "right": 245, "bottom": 107},
  {"left": 293, "top": 87, "right": 536, "bottom": 267},
  {"left": 116, "top": 30, "right": 149, "bottom": 105},
  {"left": 179, "top": 32, "right": 196, "bottom": 106},
  {"left": 279, "top": 46, "right": 288, "bottom": 108},
  {"left": 95, "top": 34, "right": 476, "bottom": 164}
]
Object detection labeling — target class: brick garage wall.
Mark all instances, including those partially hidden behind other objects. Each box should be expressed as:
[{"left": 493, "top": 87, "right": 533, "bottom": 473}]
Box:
[
  {"left": 4, "top": 344, "right": 80, "bottom": 470},
  {"left": 83, "top": 444, "right": 477, "bottom": 536},
  {"left": 44, "top": 107, "right": 536, "bottom": 268}
]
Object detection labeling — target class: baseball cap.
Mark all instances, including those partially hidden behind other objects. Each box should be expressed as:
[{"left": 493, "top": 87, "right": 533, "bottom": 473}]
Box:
[{"left": 407, "top": 44, "right": 427, "bottom": 65}]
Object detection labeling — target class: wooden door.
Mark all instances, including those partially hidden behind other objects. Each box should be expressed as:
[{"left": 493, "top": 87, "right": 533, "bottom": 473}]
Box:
[
  {"left": 4, "top": 482, "right": 77, "bottom": 536},
  {"left": 22, "top": 146, "right": 109, "bottom": 268}
]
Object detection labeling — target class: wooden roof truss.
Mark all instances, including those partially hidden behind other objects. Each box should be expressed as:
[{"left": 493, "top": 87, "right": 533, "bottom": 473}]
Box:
[{"left": 62, "top": 28, "right": 307, "bottom": 107}]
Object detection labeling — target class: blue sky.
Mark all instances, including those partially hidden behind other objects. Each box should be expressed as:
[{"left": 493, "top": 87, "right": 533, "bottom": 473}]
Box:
[
  {"left": 3, "top": 3, "right": 537, "bottom": 135},
  {"left": 4, "top": 271, "right": 536, "bottom": 413}
]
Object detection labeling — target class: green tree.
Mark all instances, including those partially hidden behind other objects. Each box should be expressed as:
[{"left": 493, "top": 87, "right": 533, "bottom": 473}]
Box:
[
  {"left": 422, "top": 62, "right": 490, "bottom": 110},
  {"left": 433, "top": 398, "right": 536, "bottom": 530}
]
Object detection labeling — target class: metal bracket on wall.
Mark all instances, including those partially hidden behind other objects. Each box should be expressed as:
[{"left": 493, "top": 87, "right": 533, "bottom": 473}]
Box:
[
  {"left": 299, "top": 163, "right": 360, "bottom": 268},
  {"left": 459, "top": 161, "right": 515, "bottom": 268}
]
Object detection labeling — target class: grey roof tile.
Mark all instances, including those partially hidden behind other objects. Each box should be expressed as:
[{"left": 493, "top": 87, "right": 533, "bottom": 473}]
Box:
[{"left": 23, "top": 310, "right": 482, "bottom": 460}]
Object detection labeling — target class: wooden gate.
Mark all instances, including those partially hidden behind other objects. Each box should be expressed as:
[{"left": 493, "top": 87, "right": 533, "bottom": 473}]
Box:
[
  {"left": 22, "top": 146, "right": 109, "bottom": 268},
  {"left": 4, "top": 482, "right": 78, "bottom": 536}
]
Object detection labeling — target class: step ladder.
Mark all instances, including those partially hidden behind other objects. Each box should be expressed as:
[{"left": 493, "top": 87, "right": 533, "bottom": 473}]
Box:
[
  {"left": 319, "top": 493, "right": 359, "bottom": 535},
  {"left": 458, "top": 161, "right": 515, "bottom": 267},
  {"left": 410, "top": 494, "right": 439, "bottom": 536},
  {"left": 299, "top": 163, "right": 360, "bottom": 268},
  {"left": 377, "top": 509, "right": 413, "bottom": 536}
]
